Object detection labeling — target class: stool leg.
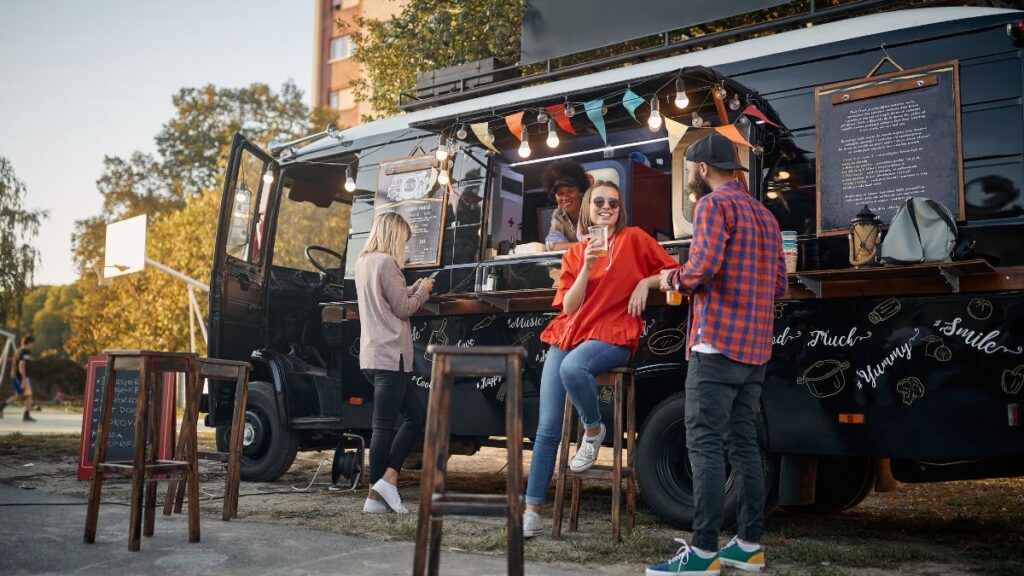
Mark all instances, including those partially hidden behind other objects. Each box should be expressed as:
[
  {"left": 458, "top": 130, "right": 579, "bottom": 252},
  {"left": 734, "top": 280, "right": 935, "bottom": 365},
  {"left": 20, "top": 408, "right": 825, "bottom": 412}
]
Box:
[
  {"left": 427, "top": 369, "right": 453, "bottom": 576},
  {"left": 84, "top": 360, "right": 119, "bottom": 544},
  {"left": 626, "top": 375, "right": 637, "bottom": 531},
  {"left": 415, "top": 356, "right": 447, "bottom": 576},
  {"left": 569, "top": 419, "right": 583, "bottom": 532},
  {"left": 144, "top": 368, "right": 161, "bottom": 537},
  {"left": 504, "top": 355, "right": 524, "bottom": 576},
  {"left": 175, "top": 373, "right": 202, "bottom": 515},
  {"left": 128, "top": 356, "right": 151, "bottom": 551},
  {"left": 185, "top": 362, "right": 201, "bottom": 543},
  {"left": 611, "top": 379, "right": 624, "bottom": 542},
  {"left": 551, "top": 395, "right": 574, "bottom": 539},
  {"left": 163, "top": 419, "right": 188, "bottom": 516},
  {"left": 225, "top": 369, "right": 248, "bottom": 520}
]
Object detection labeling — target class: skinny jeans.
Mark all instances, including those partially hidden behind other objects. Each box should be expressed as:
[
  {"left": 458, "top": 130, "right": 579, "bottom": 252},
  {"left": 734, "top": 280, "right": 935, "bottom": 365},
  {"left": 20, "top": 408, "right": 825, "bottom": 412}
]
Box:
[{"left": 362, "top": 362, "right": 425, "bottom": 484}]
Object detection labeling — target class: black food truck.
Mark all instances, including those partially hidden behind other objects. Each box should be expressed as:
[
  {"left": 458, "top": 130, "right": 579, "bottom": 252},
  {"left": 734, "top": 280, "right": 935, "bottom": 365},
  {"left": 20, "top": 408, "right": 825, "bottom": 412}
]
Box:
[{"left": 206, "top": 5, "right": 1024, "bottom": 529}]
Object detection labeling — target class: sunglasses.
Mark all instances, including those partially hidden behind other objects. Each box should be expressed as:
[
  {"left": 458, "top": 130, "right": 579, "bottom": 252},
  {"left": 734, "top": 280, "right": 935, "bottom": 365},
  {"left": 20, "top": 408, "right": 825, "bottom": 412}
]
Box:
[{"left": 592, "top": 196, "right": 620, "bottom": 209}]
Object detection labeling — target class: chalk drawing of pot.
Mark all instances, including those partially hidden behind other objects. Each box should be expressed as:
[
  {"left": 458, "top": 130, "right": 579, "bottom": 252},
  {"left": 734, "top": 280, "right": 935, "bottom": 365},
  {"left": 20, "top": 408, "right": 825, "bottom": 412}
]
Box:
[
  {"left": 797, "top": 360, "right": 851, "bottom": 398},
  {"left": 1002, "top": 365, "right": 1024, "bottom": 395}
]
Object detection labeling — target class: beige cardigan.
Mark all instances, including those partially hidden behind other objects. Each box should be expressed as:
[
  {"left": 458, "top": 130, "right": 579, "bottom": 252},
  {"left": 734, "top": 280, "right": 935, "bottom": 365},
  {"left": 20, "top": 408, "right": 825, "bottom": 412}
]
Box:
[{"left": 355, "top": 252, "right": 430, "bottom": 372}]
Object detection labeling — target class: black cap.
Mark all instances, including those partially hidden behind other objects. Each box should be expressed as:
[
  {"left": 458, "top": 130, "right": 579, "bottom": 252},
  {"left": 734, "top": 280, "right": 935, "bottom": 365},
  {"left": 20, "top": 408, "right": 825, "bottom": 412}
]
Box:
[
  {"left": 685, "top": 133, "right": 748, "bottom": 172},
  {"left": 541, "top": 159, "right": 590, "bottom": 199}
]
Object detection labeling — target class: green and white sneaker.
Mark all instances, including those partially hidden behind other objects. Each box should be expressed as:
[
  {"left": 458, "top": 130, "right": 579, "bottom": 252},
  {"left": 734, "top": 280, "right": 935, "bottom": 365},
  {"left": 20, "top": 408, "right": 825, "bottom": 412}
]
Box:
[
  {"left": 718, "top": 536, "right": 766, "bottom": 572},
  {"left": 646, "top": 538, "right": 721, "bottom": 575}
]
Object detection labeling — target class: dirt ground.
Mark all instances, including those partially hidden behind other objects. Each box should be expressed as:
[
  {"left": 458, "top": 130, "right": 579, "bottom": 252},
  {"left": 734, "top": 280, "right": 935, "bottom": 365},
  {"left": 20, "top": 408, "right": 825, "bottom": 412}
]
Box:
[{"left": 1, "top": 432, "right": 1022, "bottom": 576}]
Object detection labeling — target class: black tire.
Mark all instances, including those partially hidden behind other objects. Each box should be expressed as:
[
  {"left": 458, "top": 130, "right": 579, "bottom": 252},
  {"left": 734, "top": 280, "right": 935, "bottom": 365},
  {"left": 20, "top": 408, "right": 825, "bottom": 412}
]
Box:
[
  {"left": 216, "top": 381, "right": 299, "bottom": 482},
  {"left": 781, "top": 457, "right": 876, "bottom": 515},
  {"left": 635, "top": 391, "right": 778, "bottom": 530}
]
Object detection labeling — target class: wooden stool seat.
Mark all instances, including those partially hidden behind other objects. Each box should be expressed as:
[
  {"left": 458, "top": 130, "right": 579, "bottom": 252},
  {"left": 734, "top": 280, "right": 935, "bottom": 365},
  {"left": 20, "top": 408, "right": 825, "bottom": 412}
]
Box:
[
  {"left": 414, "top": 345, "right": 527, "bottom": 576},
  {"left": 552, "top": 367, "right": 637, "bottom": 541},
  {"left": 84, "top": 350, "right": 201, "bottom": 551},
  {"left": 164, "top": 357, "right": 250, "bottom": 521}
]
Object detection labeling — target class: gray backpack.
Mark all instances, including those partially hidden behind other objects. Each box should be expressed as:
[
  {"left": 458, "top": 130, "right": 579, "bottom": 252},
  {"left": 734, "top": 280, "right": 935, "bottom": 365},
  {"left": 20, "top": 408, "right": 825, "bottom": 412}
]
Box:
[{"left": 879, "top": 197, "right": 957, "bottom": 265}]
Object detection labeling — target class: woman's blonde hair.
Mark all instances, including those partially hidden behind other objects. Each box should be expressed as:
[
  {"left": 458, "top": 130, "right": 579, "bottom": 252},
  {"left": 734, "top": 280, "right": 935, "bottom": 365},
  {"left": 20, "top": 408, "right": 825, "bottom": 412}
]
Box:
[
  {"left": 360, "top": 211, "right": 412, "bottom": 267},
  {"left": 577, "top": 181, "right": 628, "bottom": 237}
]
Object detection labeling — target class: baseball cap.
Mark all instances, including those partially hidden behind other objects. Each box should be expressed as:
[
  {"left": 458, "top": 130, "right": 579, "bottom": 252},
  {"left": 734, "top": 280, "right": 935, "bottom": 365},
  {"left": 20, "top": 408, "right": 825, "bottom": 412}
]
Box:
[{"left": 684, "top": 133, "right": 748, "bottom": 172}]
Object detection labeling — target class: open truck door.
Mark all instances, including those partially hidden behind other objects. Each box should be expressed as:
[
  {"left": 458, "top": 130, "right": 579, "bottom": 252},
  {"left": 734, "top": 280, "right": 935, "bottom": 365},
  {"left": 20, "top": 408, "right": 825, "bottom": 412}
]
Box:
[{"left": 209, "top": 133, "right": 277, "bottom": 361}]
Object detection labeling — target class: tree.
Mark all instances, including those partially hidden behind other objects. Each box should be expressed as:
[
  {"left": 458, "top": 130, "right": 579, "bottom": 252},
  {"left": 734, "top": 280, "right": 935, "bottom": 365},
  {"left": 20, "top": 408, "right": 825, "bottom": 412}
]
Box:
[
  {"left": 345, "top": 0, "right": 523, "bottom": 119},
  {"left": 0, "top": 157, "right": 48, "bottom": 331}
]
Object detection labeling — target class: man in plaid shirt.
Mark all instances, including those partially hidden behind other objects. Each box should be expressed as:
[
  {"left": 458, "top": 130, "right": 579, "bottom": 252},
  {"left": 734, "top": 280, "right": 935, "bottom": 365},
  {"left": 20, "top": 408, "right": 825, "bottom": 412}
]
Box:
[{"left": 648, "top": 133, "right": 786, "bottom": 575}]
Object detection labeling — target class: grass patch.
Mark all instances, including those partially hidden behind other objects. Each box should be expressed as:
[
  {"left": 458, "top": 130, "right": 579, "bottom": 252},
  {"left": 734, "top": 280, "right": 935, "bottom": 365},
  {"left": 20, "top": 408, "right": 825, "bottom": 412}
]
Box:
[
  {"left": 0, "top": 432, "right": 78, "bottom": 460},
  {"left": 772, "top": 539, "right": 942, "bottom": 568}
]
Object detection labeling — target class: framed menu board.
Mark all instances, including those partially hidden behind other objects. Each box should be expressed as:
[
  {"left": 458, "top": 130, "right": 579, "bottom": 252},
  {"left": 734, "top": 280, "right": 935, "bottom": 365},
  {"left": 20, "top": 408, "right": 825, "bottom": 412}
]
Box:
[
  {"left": 375, "top": 155, "right": 447, "bottom": 268},
  {"left": 815, "top": 61, "right": 964, "bottom": 236}
]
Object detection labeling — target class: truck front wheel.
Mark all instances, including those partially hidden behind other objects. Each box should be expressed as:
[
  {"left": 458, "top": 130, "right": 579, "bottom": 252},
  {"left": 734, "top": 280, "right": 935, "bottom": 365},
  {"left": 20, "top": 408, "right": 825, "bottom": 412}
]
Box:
[
  {"left": 636, "top": 391, "right": 777, "bottom": 530},
  {"left": 215, "top": 381, "right": 299, "bottom": 482}
]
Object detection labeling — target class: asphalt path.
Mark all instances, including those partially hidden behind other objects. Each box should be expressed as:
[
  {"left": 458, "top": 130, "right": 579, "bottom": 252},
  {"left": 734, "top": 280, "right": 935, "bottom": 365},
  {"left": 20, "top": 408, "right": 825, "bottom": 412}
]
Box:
[{"left": 0, "top": 406, "right": 212, "bottom": 436}]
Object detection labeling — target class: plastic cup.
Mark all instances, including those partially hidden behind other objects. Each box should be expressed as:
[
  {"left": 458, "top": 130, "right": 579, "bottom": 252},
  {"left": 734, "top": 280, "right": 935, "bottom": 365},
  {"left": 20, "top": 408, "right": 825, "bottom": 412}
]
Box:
[
  {"left": 667, "top": 290, "right": 683, "bottom": 306},
  {"left": 781, "top": 230, "right": 797, "bottom": 240},
  {"left": 588, "top": 225, "right": 609, "bottom": 257}
]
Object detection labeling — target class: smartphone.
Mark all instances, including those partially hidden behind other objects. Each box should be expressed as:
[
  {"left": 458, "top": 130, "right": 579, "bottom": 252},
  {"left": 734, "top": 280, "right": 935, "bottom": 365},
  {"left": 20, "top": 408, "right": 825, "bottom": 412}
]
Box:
[{"left": 428, "top": 270, "right": 441, "bottom": 280}]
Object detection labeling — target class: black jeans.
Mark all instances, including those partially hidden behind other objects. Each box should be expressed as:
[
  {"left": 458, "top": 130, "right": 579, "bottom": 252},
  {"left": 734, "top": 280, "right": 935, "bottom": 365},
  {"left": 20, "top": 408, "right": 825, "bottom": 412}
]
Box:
[
  {"left": 685, "top": 352, "right": 767, "bottom": 551},
  {"left": 362, "top": 364, "right": 425, "bottom": 485}
]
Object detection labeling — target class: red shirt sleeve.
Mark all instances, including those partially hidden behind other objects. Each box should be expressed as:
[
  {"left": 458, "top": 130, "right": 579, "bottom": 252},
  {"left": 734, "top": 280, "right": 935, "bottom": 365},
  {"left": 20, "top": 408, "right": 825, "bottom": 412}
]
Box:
[{"left": 551, "top": 244, "right": 582, "bottom": 310}]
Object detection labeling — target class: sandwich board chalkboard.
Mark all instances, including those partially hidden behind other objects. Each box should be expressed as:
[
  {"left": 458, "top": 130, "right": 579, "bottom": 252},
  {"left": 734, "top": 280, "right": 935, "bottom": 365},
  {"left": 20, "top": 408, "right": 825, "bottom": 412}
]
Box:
[
  {"left": 815, "top": 61, "right": 964, "bottom": 236},
  {"left": 374, "top": 155, "right": 447, "bottom": 268},
  {"left": 77, "top": 355, "right": 176, "bottom": 481}
]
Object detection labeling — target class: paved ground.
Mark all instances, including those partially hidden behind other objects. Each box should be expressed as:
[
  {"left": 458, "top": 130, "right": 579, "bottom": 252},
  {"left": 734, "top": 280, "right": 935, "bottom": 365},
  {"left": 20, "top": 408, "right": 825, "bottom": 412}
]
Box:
[{"left": 0, "top": 485, "right": 597, "bottom": 576}]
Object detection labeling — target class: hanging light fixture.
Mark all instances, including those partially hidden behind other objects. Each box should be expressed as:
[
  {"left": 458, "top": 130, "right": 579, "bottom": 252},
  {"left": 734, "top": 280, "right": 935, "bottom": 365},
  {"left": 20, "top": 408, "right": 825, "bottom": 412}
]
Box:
[
  {"left": 344, "top": 165, "right": 356, "bottom": 192},
  {"left": 456, "top": 125, "right": 468, "bottom": 140},
  {"left": 674, "top": 77, "right": 689, "bottom": 108},
  {"left": 517, "top": 126, "right": 531, "bottom": 158},
  {"left": 647, "top": 97, "right": 663, "bottom": 132},
  {"left": 691, "top": 111, "right": 704, "bottom": 128},
  {"left": 546, "top": 119, "right": 559, "bottom": 148},
  {"left": 434, "top": 139, "right": 450, "bottom": 162},
  {"left": 564, "top": 101, "right": 576, "bottom": 118},
  {"left": 537, "top": 109, "right": 549, "bottom": 124},
  {"left": 262, "top": 170, "right": 274, "bottom": 184},
  {"left": 729, "top": 93, "right": 742, "bottom": 111},
  {"left": 438, "top": 161, "right": 451, "bottom": 186},
  {"left": 714, "top": 83, "right": 728, "bottom": 101},
  {"left": 738, "top": 114, "right": 750, "bottom": 125}
]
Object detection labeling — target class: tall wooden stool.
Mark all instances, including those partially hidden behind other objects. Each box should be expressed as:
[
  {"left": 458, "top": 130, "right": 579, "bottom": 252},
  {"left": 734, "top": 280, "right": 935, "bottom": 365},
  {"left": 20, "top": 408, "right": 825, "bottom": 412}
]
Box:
[
  {"left": 84, "top": 350, "right": 200, "bottom": 551},
  {"left": 164, "top": 357, "right": 250, "bottom": 521},
  {"left": 414, "top": 346, "right": 527, "bottom": 576},
  {"left": 552, "top": 367, "right": 637, "bottom": 541}
]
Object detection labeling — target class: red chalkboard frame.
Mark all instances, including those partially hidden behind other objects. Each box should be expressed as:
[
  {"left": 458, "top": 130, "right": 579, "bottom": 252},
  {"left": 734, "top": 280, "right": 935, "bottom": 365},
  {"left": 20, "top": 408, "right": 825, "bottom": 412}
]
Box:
[{"left": 77, "top": 355, "right": 177, "bottom": 481}]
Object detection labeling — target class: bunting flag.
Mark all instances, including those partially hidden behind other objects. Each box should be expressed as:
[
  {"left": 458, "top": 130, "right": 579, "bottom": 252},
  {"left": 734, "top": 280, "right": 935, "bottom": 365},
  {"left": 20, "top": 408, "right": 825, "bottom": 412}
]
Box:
[
  {"left": 471, "top": 122, "right": 499, "bottom": 153},
  {"left": 715, "top": 124, "right": 754, "bottom": 148},
  {"left": 665, "top": 116, "right": 688, "bottom": 152},
  {"left": 504, "top": 111, "right": 525, "bottom": 140},
  {"left": 622, "top": 89, "right": 644, "bottom": 122},
  {"left": 545, "top": 104, "right": 577, "bottom": 135},
  {"left": 585, "top": 99, "right": 607, "bottom": 145},
  {"left": 740, "top": 105, "right": 781, "bottom": 127}
]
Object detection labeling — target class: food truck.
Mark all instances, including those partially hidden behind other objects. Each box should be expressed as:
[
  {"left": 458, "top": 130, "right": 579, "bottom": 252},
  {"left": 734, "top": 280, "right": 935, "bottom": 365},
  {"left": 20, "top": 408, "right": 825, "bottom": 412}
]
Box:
[{"left": 206, "top": 5, "right": 1024, "bottom": 529}]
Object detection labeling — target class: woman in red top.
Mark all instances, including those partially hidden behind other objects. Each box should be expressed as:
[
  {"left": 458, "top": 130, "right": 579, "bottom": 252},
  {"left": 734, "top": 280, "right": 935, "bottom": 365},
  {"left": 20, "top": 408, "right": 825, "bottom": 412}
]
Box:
[{"left": 523, "top": 181, "right": 679, "bottom": 537}]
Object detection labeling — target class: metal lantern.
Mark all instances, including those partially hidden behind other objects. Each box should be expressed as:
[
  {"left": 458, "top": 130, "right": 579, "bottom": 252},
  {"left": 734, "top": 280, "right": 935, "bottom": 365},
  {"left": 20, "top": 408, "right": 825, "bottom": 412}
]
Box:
[{"left": 849, "top": 204, "right": 882, "bottom": 268}]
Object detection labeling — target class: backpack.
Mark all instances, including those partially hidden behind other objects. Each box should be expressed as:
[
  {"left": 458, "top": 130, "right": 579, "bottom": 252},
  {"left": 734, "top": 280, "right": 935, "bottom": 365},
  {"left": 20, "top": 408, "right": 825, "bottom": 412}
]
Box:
[{"left": 879, "top": 197, "right": 957, "bottom": 265}]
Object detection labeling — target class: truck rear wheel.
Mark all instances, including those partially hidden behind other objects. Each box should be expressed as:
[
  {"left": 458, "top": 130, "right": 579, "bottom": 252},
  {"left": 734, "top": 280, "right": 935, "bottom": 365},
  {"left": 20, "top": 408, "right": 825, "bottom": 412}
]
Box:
[
  {"left": 636, "top": 391, "right": 777, "bottom": 530},
  {"left": 216, "top": 381, "right": 298, "bottom": 482},
  {"left": 781, "top": 457, "right": 876, "bottom": 514}
]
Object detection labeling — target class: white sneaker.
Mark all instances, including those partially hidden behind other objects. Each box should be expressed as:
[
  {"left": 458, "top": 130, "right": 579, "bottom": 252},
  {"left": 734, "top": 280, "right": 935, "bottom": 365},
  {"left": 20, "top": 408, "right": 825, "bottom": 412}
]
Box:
[
  {"left": 363, "top": 497, "right": 388, "bottom": 514},
  {"left": 523, "top": 509, "right": 544, "bottom": 539},
  {"left": 569, "top": 423, "right": 606, "bottom": 473},
  {"left": 371, "top": 479, "right": 409, "bottom": 514}
]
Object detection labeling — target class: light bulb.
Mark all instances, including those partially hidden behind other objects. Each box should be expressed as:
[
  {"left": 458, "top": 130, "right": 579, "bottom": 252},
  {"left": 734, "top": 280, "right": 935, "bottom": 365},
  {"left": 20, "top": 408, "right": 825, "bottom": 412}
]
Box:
[
  {"left": 456, "top": 125, "right": 468, "bottom": 140},
  {"left": 484, "top": 127, "right": 495, "bottom": 145},
  {"left": 235, "top": 191, "right": 248, "bottom": 203},
  {"left": 517, "top": 129, "right": 531, "bottom": 158},
  {"left": 438, "top": 169, "right": 450, "bottom": 186},
  {"left": 344, "top": 166, "right": 356, "bottom": 192},
  {"left": 537, "top": 110, "right": 548, "bottom": 124},
  {"left": 777, "top": 170, "right": 791, "bottom": 181},
  {"left": 729, "top": 93, "right": 742, "bottom": 111},
  {"left": 674, "top": 77, "right": 689, "bottom": 108},
  {"left": 752, "top": 145, "right": 765, "bottom": 156},
  {"left": 714, "top": 85, "right": 728, "bottom": 100},
  {"left": 564, "top": 102, "right": 575, "bottom": 118},
  {"left": 546, "top": 120, "right": 559, "bottom": 148},
  {"left": 767, "top": 191, "right": 779, "bottom": 200},
  {"left": 691, "top": 111, "right": 704, "bottom": 128},
  {"left": 262, "top": 171, "right": 274, "bottom": 184},
  {"left": 435, "top": 141, "right": 449, "bottom": 162},
  {"left": 647, "top": 97, "right": 662, "bottom": 132},
  {"left": 602, "top": 105, "right": 609, "bottom": 116},
  {"left": 688, "top": 192, "right": 697, "bottom": 203},
  {"left": 738, "top": 115, "right": 750, "bottom": 125}
]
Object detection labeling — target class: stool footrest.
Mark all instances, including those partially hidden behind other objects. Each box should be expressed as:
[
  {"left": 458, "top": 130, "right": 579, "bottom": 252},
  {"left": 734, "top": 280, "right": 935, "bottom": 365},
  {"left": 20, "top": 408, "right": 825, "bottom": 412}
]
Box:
[
  {"left": 562, "top": 465, "right": 632, "bottom": 482},
  {"left": 196, "top": 451, "right": 230, "bottom": 463},
  {"left": 97, "top": 460, "right": 191, "bottom": 476},
  {"left": 431, "top": 493, "right": 520, "bottom": 517}
]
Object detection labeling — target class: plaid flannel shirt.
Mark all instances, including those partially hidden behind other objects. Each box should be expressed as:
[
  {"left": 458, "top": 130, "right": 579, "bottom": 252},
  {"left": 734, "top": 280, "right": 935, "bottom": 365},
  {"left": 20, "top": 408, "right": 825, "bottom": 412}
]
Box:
[{"left": 672, "top": 180, "right": 787, "bottom": 365}]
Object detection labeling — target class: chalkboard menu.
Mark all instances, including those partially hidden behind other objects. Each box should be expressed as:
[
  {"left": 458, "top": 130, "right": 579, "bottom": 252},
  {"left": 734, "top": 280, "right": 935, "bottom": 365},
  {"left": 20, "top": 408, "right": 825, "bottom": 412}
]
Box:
[
  {"left": 815, "top": 61, "right": 964, "bottom": 235},
  {"left": 375, "top": 156, "right": 448, "bottom": 268},
  {"left": 77, "top": 356, "right": 176, "bottom": 480}
]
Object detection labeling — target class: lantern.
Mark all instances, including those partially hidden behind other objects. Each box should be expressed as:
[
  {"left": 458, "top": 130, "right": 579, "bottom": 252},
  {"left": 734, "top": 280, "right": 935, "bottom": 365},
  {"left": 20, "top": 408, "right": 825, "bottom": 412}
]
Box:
[{"left": 849, "top": 205, "right": 882, "bottom": 268}]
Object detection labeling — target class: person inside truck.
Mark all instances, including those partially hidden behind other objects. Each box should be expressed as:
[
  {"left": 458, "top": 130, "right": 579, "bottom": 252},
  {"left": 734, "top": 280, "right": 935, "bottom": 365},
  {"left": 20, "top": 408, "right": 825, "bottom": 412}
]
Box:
[
  {"left": 355, "top": 211, "right": 435, "bottom": 514},
  {"left": 523, "top": 181, "right": 678, "bottom": 538},
  {"left": 541, "top": 159, "right": 591, "bottom": 251}
]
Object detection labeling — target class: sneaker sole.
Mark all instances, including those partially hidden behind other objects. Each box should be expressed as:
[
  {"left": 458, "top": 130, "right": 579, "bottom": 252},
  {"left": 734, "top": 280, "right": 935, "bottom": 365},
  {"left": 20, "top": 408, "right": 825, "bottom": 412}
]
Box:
[
  {"left": 720, "top": 558, "right": 765, "bottom": 572},
  {"left": 645, "top": 568, "right": 719, "bottom": 576},
  {"left": 523, "top": 527, "right": 541, "bottom": 539},
  {"left": 370, "top": 488, "right": 407, "bottom": 514},
  {"left": 568, "top": 460, "right": 597, "bottom": 473}
]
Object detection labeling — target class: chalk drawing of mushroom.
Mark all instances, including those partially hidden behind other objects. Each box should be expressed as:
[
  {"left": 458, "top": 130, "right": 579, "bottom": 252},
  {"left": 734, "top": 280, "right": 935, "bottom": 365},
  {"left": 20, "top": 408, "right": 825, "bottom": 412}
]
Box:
[
  {"left": 967, "top": 298, "right": 994, "bottom": 321},
  {"left": 896, "top": 377, "right": 925, "bottom": 405},
  {"left": 868, "top": 298, "right": 901, "bottom": 324},
  {"left": 472, "top": 315, "right": 496, "bottom": 331},
  {"left": 1002, "top": 365, "right": 1024, "bottom": 395},
  {"left": 423, "top": 319, "right": 449, "bottom": 361},
  {"left": 648, "top": 323, "right": 687, "bottom": 356},
  {"left": 922, "top": 335, "right": 953, "bottom": 362},
  {"left": 797, "top": 360, "right": 850, "bottom": 399}
]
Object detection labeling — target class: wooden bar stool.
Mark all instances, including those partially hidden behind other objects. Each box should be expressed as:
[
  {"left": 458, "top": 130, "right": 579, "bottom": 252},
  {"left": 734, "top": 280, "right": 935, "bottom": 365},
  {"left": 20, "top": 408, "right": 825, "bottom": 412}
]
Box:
[
  {"left": 413, "top": 345, "right": 527, "bottom": 576},
  {"left": 164, "top": 357, "right": 250, "bottom": 521},
  {"left": 552, "top": 367, "right": 637, "bottom": 541},
  {"left": 84, "top": 350, "right": 200, "bottom": 551}
]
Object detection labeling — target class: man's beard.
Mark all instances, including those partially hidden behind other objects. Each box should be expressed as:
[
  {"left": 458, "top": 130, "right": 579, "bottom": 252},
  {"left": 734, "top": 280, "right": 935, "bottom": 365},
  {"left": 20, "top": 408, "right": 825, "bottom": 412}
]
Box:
[{"left": 687, "top": 172, "right": 714, "bottom": 201}]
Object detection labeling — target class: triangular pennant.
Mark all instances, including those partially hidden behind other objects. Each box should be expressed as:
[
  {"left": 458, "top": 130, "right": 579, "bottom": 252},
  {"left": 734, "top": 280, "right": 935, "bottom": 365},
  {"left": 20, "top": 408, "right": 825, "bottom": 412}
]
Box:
[
  {"left": 504, "top": 111, "right": 525, "bottom": 140},
  {"left": 740, "top": 105, "right": 781, "bottom": 128},
  {"left": 715, "top": 124, "right": 754, "bottom": 148},
  {"left": 665, "top": 117, "right": 688, "bottom": 152},
  {"left": 471, "top": 122, "right": 499, "bottom": 153},
  {"left": 545, "top": 104, "right": 577, "bottom": 136},
  {"left": 622, "top": 89, "right": 644, "bottom": 122},
  {"left": 585, "top": 99, "right": 607, "bottom": 145}
]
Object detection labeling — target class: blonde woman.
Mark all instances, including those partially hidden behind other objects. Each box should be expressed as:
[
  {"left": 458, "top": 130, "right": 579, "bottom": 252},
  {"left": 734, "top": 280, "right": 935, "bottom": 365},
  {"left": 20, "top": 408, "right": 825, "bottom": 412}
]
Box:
[{"left": 355, "top": 211, "right": 434, "bottom": 514}]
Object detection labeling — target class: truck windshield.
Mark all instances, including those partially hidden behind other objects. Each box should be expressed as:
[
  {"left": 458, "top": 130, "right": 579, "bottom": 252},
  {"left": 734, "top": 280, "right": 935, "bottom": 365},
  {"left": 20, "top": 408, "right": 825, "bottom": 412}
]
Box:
[{"left": 273, "top": 184, "right": 352, "bottom": 273}]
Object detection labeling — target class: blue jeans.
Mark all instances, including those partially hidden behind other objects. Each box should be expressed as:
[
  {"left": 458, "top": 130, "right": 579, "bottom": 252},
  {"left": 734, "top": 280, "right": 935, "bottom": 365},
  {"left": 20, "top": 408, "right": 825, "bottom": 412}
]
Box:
[{"left": 525, "top": 341, "right": 631, "bottom": 506}]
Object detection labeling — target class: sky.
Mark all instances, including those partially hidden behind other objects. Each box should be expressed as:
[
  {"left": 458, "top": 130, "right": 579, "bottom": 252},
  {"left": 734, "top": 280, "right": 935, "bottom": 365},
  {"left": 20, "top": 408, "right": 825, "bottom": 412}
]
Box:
[{"left": 0, "top": 0, "right": 314, "bottom": 285}]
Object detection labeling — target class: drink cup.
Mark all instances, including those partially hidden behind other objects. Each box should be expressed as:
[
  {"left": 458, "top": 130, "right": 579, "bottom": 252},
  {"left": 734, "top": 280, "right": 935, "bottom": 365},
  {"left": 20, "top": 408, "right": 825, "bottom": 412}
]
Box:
[
  {"left": 785, "top": 251, "right": 798, "bottom": 273},
  {"left": 781, "top": 230, "right": 797, "bottom": 241},
  {"left": 588, "top": 225, "right": 609, "bottom": 257},
  {"left": 667, "top": 290, "right": 683, "bottom": 306}
]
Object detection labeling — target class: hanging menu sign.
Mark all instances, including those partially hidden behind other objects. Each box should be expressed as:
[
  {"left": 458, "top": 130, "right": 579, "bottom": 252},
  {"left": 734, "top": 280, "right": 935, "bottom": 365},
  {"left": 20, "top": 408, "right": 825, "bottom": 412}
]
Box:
[
  {"left": 815, "top": 61, "right": 964, "bottom": 236},
  {"left": 375, "top": 156, "right": 448, "bottom": 268}
]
